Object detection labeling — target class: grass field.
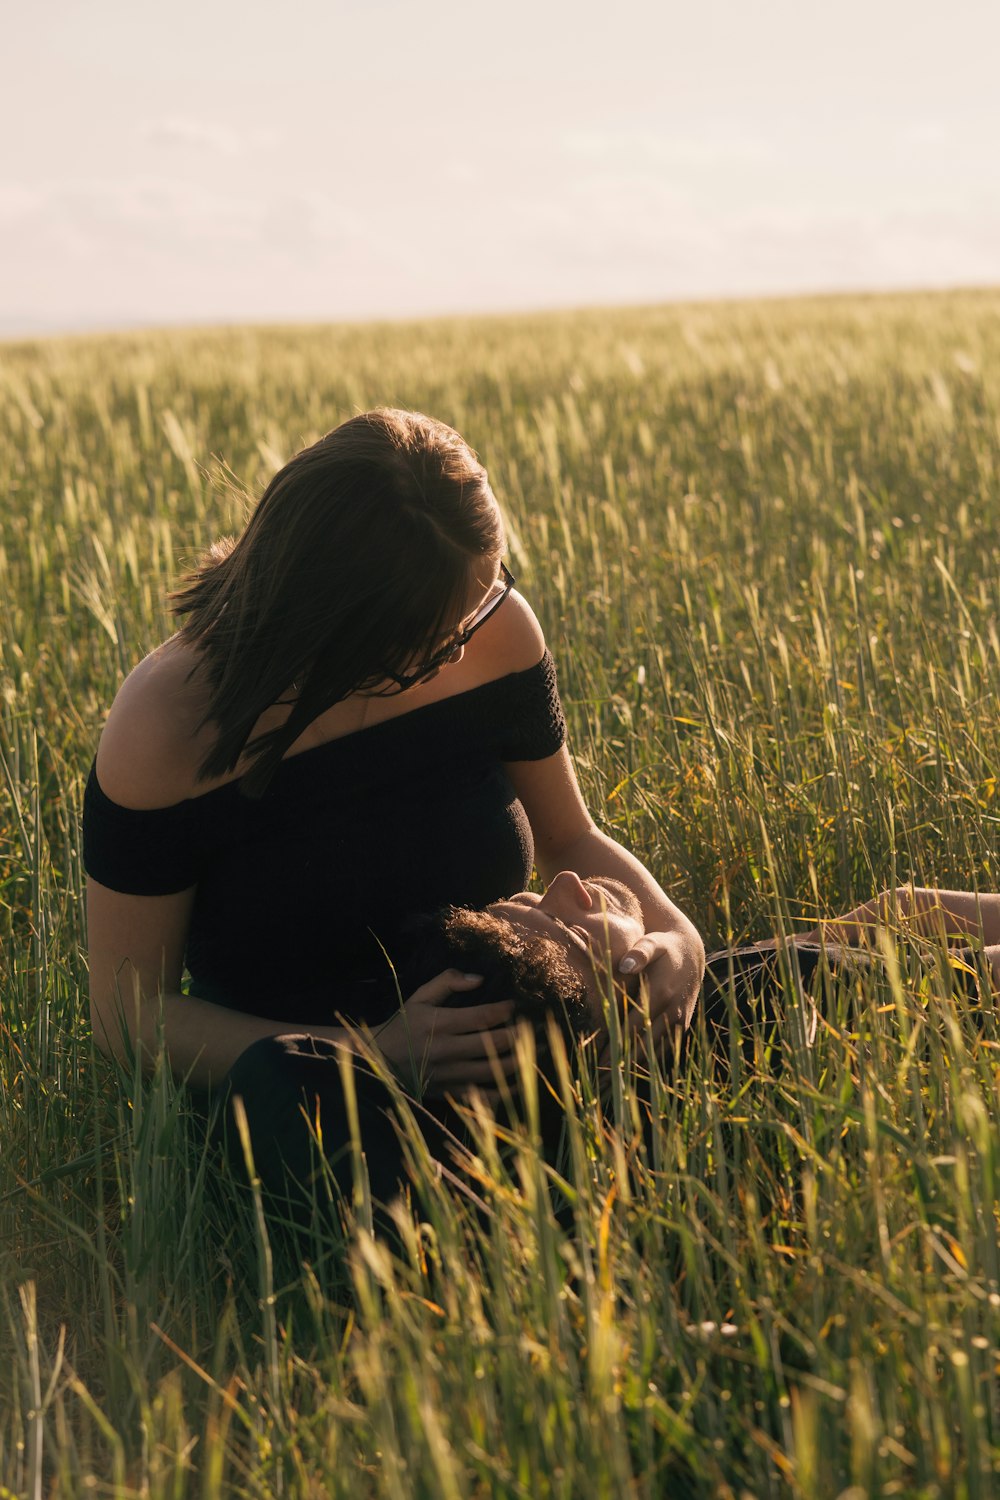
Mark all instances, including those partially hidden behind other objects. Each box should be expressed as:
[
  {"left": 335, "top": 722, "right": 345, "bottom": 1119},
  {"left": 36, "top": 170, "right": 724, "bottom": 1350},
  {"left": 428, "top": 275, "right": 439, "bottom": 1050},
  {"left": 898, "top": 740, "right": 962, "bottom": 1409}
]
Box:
[{"left": 2, "top": 288, "right": 999, "bottom": 1497}]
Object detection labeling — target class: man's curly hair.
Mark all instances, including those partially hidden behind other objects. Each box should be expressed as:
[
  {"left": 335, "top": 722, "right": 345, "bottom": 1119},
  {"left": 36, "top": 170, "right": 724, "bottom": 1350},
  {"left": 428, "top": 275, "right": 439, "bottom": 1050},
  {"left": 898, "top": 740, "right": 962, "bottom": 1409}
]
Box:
[{"left": 397, "top": 906, "right": 596, "bottom": 1041}]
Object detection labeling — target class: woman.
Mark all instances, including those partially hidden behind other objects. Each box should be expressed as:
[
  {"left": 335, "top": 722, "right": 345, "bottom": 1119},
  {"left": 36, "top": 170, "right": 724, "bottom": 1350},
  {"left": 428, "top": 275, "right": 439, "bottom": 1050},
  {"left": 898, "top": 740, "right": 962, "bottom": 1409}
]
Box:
[{"left": 84, "top": 409, "right": 704, "bottom": 1126}]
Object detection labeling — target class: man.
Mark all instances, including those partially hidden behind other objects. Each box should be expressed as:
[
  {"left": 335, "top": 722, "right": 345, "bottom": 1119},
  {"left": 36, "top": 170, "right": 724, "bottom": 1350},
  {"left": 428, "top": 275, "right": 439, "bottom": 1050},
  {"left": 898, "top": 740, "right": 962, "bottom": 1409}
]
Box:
[
  {"left": 402, "top": 869, "right": 829, "bottom": 1068},
  {"left": 397, "top": 870, "right": 647, "bottom": 1044},
  {"left": 445, "top": 880, "right": 997, "bottom": 1072},
  {"left": 228, "top": 872, "right": 890, "bottom": 1230}
]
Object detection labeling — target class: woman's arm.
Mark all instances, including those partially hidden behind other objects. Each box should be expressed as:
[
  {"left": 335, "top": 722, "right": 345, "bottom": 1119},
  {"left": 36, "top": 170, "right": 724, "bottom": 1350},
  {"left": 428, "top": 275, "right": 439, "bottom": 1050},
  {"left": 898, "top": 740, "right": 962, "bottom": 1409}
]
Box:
[
  {"left": 483, "top": 593, "right": 704, "bottom": 1036},
  {"left": 87, "top": 881, "right": 523, "bottom": 1095},
  {"left": 86, "top": 878, "right": 359, "bottom": 1090},
  {"left": 85, "top": 663, "right": 321, "bottom": 1090},
  {"left": 506, "top": 746, "right": 706, "bottom": 1035}
]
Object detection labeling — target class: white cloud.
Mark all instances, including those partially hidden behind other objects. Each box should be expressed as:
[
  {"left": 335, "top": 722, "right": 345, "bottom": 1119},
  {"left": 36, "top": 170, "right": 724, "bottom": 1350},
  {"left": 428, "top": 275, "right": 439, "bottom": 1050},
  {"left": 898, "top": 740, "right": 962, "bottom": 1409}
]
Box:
[
  {"left": 0, "top": 175, "right": 379, "bottom": 294},
  {"left": 141, "top": 117, "right": 279, "bottom": 155},
  {"left": 2, "top": 152, "right": 997, "bottom": 330},
  {"left": 56, "top": 177, "right": 261, "bottom": 250},
  {"left": 872, "top": 208, "right": 1000, "bottom": 282},
  {"left": 257, "top": 190, "right": 371, "bottom": 256},
  {"left": 561, "top": 127, "right": 772, "bottom": 168}
]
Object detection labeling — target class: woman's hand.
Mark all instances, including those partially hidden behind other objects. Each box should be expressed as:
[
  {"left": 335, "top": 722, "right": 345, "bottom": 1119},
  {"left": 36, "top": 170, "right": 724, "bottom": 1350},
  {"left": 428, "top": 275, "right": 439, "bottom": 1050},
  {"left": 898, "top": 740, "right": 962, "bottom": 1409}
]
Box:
[
  {"left": 370, "top": 970, "right": 522, "bottom": 1097},
  {"left": 617, "top": 930, "right": 703, "bottom": 1046}
]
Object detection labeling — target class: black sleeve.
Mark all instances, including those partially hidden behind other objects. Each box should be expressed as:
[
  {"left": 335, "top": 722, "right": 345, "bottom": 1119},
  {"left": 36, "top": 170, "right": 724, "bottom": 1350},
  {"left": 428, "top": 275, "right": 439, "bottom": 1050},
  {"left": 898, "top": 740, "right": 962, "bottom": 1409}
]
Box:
[
  {"left": 499, "top": 650, "right": 567, "bottom": 762},
  {"left": 83, "top": 761, "right": 207, "bottom": 896}
]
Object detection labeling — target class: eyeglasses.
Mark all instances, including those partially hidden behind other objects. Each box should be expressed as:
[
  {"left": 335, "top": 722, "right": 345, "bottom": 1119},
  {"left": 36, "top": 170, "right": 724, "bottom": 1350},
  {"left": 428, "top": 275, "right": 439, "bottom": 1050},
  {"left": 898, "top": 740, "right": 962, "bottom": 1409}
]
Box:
[{"left": 383, "top": 562, "right": 516, "bottom": 690}]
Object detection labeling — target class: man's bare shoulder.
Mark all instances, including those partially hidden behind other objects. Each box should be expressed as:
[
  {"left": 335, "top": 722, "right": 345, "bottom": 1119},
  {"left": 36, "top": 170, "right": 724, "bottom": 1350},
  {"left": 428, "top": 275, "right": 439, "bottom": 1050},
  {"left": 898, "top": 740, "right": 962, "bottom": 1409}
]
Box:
[{"left": 94, "top": 638, "right": 216, "bottom": 809}]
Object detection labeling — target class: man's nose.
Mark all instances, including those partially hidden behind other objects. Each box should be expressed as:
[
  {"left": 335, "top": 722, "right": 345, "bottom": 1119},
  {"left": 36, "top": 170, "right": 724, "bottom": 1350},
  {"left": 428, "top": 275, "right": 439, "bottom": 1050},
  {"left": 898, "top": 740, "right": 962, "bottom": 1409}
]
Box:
[{"left": 539, "top": 870, "right": 592, "bottom": 917}]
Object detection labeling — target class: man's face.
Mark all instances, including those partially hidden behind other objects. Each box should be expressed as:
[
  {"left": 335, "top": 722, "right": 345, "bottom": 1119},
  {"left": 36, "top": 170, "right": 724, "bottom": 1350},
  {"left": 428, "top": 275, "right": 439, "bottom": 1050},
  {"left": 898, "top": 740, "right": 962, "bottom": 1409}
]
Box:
[{"left": 488, "top": 871, "right": 645, "bottom": 1016}]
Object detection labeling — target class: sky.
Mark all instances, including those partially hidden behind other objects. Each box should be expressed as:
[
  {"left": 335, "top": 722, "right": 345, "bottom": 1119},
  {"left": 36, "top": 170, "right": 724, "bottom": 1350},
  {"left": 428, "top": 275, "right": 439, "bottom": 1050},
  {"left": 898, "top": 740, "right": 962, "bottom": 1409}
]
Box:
[{"left": 2, "top": 0, "right": 998, "bottom": 335}]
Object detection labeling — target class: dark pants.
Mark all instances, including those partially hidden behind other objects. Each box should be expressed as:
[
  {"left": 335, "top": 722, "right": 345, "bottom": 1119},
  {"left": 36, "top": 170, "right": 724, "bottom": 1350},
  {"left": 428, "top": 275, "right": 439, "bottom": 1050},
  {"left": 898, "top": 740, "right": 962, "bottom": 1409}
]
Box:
[
  {"left": 220, "top": 1035, "right": 482, "bottom": 1234},
  {"left": 699, "top": 940, "right": 826, "bottom": 1063}
]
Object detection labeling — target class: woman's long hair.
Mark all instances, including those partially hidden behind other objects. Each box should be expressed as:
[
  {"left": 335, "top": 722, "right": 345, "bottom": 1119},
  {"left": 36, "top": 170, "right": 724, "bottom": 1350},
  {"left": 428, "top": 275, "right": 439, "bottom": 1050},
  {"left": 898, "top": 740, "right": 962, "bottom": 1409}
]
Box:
[{"left": 170, "top": 408, "right": 503, "bottom": 797}]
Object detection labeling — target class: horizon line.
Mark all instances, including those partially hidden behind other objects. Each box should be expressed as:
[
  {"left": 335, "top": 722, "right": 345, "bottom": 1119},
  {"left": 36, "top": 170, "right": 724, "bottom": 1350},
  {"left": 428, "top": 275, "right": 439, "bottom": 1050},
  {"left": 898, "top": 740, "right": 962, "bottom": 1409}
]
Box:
[{"left": 3, "top": 277, "right": 998, "bottom": 348}]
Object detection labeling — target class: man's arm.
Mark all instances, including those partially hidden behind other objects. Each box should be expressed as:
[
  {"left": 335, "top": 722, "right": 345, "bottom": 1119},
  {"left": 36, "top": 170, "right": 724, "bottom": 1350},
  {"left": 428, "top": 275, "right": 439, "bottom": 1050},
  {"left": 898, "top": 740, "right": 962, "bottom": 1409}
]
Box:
[
  {"left": 87, "top": 880, "right": 523, "bottom": 1095},
  {"left": 808, "top": 886, "right": 1000, "bottom": 948}
]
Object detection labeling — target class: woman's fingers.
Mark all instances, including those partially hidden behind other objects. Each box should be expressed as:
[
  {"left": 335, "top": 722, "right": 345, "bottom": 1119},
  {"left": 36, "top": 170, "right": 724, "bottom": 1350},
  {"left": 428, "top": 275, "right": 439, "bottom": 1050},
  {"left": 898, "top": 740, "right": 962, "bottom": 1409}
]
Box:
[
  {"left": 428, "top": 1025, "right": 523, "bottom": 1062},
  {"left": 383, "top": 971, "right": 545, "bottom": 1090},
  {"left": 407, "top": 973, "right": 520, "bottom": 1026},
  {"left": 618, "top": 931, "right": 671, "bottom": 975},
  {"left": 408, "top": 968, "right": 485, "bottom": 1004},
  {"left": 436, "top": 999, "right": 517, "bottom": 1032}
]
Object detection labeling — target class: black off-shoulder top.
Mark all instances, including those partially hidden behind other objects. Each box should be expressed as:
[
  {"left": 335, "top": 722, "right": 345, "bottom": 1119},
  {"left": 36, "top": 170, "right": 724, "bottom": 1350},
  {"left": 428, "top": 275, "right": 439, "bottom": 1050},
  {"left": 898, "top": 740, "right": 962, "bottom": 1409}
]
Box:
[{"left": 84, "top": 652, "right": 566, "bottom": 1025}]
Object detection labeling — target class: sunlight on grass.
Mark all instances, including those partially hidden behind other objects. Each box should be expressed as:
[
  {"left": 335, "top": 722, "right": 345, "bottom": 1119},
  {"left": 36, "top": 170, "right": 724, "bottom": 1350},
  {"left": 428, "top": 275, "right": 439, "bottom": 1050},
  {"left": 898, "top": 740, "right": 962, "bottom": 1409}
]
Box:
[{"left": 1, "top": 290, "right": 999, "bottom": 1495}]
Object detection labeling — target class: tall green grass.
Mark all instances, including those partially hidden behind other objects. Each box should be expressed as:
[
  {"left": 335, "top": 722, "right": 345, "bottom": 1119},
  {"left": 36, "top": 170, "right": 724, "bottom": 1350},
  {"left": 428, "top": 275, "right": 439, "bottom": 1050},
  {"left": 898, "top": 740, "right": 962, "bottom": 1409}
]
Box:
[{"left": 1, "top": 290, "right": 999, "bottom": 1496}]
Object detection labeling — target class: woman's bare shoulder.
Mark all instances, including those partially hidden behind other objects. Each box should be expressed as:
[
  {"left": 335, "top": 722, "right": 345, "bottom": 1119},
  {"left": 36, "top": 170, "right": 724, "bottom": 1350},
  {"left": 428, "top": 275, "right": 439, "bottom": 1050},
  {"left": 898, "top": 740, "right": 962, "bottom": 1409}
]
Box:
[
  {"left": 476, "top": 588, "right": 547, "bottom": 677},
  {"left": 94, "top": 638, "right": 216, "bottom": 809}
]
